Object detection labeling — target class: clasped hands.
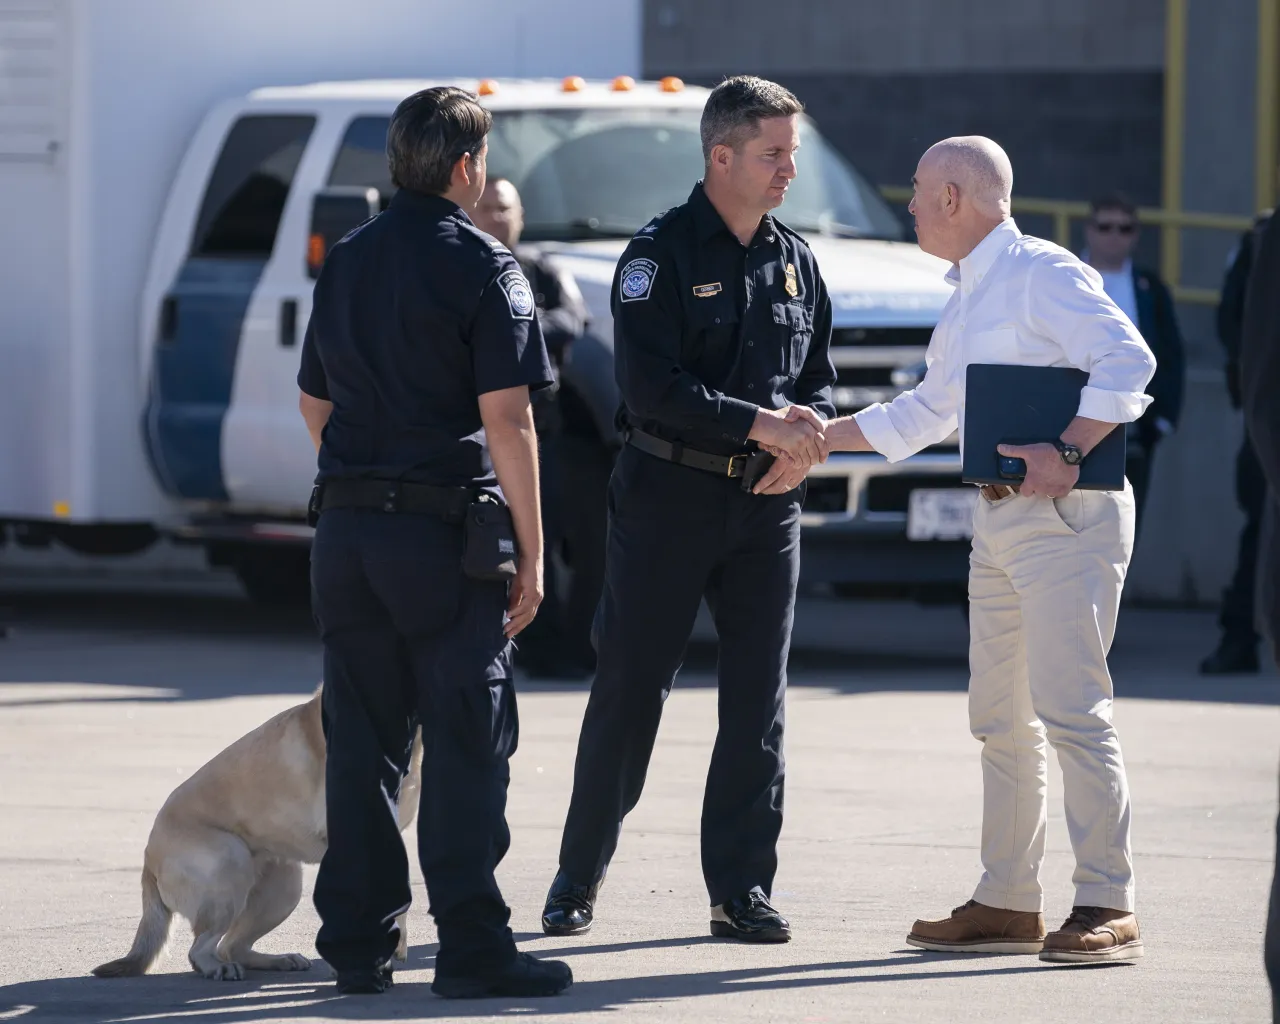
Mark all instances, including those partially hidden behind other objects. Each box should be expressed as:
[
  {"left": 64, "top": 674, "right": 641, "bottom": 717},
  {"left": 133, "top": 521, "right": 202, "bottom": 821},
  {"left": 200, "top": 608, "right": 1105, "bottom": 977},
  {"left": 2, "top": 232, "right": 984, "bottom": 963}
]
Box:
[{"left": 747, "top": 405, "right": 830, "bottom": 495}]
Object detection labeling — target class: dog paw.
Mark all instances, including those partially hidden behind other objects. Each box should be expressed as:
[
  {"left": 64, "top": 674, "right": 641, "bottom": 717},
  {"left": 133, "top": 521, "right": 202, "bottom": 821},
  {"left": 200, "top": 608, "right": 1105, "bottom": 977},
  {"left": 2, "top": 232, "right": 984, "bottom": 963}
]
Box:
[
  {"left": 394, "top": 942, "right": 408, "bottom": 963},
  {"left": 205, "top": 962, "right": 246, "bottom": 981},
  {"left": 278, "top": 953, "right": 311, "bottom": 971}
]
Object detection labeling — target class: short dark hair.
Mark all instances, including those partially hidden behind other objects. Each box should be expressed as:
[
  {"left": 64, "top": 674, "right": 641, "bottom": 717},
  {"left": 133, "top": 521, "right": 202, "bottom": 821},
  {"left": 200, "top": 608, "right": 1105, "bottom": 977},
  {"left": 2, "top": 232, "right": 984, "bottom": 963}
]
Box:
[
  {"left": 700, "top": 75, "right": 804, "bottom": 163},
  {"left": 1090, "top": 192, "right": 1138, "bottom": 221},
  {"left": 387, "top": 86, "right": 492, "bottom": 195}
]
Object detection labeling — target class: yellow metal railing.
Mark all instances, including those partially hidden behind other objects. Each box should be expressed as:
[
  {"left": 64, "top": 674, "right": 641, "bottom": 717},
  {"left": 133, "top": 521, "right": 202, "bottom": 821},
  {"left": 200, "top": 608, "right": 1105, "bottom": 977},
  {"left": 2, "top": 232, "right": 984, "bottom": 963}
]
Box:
[{"left": 877, "top": 185, "right": 1253, "bottom": 306}]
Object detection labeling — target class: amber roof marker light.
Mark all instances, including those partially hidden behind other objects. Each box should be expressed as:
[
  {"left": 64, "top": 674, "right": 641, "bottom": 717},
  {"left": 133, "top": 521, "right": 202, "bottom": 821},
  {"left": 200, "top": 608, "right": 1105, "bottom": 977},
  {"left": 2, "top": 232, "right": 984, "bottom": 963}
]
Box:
[
  {"left": 612, "top": 75, "right": 635, "bottom": 91},
  {"left": 562, "top": 76, "right": 585, "bottom": 92},
  {"left": 659, "top": 76, "right": 684, "bottom": 92},
  {"left": 477, "top": 79, "right": 499, "bottom": 96}
]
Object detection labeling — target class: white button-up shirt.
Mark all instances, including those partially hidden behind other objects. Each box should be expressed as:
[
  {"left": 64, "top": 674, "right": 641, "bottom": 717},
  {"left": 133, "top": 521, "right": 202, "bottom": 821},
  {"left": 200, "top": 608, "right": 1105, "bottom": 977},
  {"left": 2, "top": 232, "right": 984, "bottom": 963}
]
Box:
[{"left": 854, "top": 219, "right": 1156, "bottom": 463}]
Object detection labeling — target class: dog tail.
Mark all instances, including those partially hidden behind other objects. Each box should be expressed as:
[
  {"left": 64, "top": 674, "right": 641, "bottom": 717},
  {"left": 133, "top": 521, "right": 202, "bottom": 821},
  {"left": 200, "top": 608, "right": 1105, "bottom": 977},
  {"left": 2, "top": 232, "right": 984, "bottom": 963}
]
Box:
[{"left": 92, "top": 867, "right": 172, "bottom": 977}]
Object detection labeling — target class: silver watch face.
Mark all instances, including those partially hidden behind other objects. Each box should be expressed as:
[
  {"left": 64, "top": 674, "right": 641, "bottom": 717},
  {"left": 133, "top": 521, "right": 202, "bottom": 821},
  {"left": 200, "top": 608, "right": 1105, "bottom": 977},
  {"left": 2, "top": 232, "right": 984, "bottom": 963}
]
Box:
[{"left": 1060, "top": 445, "right": 1083, "bottom": 466}]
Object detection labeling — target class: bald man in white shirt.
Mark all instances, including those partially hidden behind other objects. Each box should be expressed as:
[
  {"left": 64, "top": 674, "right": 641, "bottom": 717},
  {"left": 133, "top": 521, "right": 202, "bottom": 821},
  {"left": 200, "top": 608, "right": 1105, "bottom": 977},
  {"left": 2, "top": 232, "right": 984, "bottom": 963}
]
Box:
[{"left": 760, "top": 137, "right": 1155, "bottom": 963}]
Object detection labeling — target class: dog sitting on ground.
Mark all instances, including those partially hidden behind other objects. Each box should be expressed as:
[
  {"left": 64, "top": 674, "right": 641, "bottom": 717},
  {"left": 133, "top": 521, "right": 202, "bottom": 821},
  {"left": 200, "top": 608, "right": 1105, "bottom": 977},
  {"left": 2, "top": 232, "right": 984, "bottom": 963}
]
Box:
[{"left": 93, "top": 687, "right": 422, "bottom": 980}]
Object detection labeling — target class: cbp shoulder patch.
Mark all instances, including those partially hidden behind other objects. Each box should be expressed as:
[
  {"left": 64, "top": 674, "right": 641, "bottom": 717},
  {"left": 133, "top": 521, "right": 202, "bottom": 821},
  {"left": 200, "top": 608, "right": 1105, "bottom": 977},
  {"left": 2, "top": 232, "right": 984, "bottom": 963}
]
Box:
[
  {"left": 619, "top": 258, "right": 658, "bottom": 302},
  {"left": 497, "top": 269, "right": 535, "bottom": 320}
]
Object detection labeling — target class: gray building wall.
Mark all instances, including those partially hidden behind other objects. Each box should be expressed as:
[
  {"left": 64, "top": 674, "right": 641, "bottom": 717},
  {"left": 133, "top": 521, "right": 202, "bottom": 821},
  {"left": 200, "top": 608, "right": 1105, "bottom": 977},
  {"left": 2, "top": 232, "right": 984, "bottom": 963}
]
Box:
[{"left": 643, "top": 0, "right": 1264, "bottom": 608}]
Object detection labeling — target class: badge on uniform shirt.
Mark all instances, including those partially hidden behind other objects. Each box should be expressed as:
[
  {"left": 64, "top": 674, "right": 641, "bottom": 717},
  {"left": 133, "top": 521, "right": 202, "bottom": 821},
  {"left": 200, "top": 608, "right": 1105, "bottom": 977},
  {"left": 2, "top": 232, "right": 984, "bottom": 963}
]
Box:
[
  {"left": 497, "top": 269, "right": 535, "bottom": 320},
  {"left": 692, "top": 282, "right": 722, "bottom": 298},
  {"left": 784, "top": 263, "right": 798, "bottom": 298},
  {"left": 619, "top": 258, "right": 658, "bottom": 302}
]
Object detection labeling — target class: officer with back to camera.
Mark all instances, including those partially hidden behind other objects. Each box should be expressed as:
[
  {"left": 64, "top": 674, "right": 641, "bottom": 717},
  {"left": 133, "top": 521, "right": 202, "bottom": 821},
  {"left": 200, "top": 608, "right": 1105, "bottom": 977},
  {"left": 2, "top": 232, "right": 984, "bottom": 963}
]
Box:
[
  {"left": 296, "top": 86, "right": 571, "bottom": 999},
  {"left": 540, "top": 76, "right": 836, "bottom": 943}
]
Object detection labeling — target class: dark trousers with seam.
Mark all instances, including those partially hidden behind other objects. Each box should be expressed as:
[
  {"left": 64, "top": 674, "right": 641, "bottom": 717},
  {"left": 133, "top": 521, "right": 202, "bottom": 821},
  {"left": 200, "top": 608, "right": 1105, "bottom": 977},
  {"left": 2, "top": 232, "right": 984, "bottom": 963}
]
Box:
[
  {"left": 311, "top": 508, "right": 518, "bottom": 977},
  {"left": 557, "top": 445, "right": 801, "bottom": 906},
  {"left": 1221, "top": 436, "right": 1267, "bottom": 645}
]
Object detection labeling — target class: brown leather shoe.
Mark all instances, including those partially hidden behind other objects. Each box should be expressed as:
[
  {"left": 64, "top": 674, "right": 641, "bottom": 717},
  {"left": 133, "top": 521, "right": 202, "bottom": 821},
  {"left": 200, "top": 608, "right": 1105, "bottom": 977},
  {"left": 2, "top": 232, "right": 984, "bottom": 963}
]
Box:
[
  {"left": 1039, "top": 906, "right": 1143, "bottom": 963},
  {"left": 906, "top": 900, "right": 1046, "bottom": 954}
]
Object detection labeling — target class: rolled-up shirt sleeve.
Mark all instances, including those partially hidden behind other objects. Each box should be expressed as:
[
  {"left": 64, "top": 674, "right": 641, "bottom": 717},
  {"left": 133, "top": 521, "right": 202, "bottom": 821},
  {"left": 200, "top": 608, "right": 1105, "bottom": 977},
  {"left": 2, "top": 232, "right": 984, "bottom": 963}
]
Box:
[
  {"left": 1026, "top": 254, "right": 1156, "bottom": 424},
  {"left": 854, "top": 318, "right": 961, "bottom": 463}
]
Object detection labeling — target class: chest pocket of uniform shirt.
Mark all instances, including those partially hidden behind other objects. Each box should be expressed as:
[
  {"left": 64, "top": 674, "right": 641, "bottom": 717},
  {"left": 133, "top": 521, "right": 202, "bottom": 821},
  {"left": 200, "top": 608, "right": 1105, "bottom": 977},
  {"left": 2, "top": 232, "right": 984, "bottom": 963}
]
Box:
[
  {"left": 772, "top": 302, "right": 812, "bottom": 378},
  {"left": 686, "top": 296, "right": 740, "bottom": 367}
]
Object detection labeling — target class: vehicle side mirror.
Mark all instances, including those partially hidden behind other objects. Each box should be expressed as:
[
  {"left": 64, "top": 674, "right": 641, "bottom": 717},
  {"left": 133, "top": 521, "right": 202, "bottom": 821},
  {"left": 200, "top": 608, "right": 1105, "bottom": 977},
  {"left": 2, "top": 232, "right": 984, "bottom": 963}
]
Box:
[{"left": 307, "top": 187, "right": 380, "bottom": 278}]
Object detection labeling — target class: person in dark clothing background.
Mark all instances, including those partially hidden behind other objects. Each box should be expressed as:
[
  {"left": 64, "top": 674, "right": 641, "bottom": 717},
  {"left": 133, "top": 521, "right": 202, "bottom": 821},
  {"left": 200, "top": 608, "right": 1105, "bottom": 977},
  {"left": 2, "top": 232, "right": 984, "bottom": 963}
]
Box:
[
  {"left": 1201, "top": 211, "right": 1273, "bottom": 674},
  {"left": 1082, "top": 193, "right": 1185, "bottom": 531},
  {"left": 297, "top": 86, "right": 571, "bottom": 999},
  {"left": 1237, "top": 202, "right": 1280, "bottom": 1023},
  {"left": 473, "top": 177, "right": 599, "bottom": 679},
  {"left": 540, "top": 76, "right": 836, "bottom": 944}
]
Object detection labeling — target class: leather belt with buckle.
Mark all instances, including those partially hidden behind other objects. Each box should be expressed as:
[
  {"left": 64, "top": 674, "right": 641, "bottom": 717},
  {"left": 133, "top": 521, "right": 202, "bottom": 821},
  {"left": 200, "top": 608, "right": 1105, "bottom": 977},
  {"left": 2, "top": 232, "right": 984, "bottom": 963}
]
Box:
[
  {"left": 625, "top": 427, "right": 750, "bottom": 478},
  {"left": 980, "top": 484, "right": 1016, "bottom": 501}
]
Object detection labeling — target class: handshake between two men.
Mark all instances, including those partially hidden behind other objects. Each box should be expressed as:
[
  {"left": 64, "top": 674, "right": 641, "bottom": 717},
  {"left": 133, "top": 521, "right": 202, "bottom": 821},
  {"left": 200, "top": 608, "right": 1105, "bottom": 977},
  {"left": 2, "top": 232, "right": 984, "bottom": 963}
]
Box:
[{"left": 745, "top": 404, "right": 849, "bottom": 495}]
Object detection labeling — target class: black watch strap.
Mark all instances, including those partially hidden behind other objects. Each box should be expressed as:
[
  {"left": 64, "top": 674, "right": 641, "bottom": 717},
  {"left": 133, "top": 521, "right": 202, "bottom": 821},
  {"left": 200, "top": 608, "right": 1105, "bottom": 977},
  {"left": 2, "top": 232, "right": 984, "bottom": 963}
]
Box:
[{"left": 1054, "top": 440, "right": 1084, "bottom": 465}]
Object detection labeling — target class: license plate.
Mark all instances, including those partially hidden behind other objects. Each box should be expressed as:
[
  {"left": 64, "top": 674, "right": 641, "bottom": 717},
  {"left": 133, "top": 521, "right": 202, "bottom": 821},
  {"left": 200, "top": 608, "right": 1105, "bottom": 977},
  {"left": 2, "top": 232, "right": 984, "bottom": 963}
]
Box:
[{"left": 906, "top": 488, "right": 978, "bottom": 541}]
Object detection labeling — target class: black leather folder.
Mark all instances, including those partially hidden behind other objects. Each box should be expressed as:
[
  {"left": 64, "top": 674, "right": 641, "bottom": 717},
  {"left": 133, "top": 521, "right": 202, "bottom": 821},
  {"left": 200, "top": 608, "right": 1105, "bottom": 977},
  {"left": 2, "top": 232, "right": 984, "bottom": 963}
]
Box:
[{"left": 961, "top": 363, "right": 1126, "bottom": 490}]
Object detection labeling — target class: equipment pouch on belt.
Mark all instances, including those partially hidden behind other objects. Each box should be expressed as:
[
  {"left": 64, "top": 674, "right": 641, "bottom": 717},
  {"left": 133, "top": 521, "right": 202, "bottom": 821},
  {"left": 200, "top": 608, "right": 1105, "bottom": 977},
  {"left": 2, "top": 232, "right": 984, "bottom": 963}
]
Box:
[
  {"left": 739, "top": 450, "right": 777, "bottom": 493},
  {"left": 462, "top": 497, "right": 519, "bottom": 581}
]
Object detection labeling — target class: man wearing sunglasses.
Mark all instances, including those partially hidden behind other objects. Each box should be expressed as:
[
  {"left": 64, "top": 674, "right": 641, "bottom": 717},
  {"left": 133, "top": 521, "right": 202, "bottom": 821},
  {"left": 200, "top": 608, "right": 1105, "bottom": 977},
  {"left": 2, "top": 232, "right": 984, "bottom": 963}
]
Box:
[{"left": 1083, "top": 194, "right": 1185, "bottom": 530}]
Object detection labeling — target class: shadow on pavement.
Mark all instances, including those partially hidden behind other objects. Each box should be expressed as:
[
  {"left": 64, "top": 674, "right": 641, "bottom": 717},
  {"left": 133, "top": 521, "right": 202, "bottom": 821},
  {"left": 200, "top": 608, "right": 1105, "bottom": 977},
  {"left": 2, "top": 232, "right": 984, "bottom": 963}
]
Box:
[{"left": 0, "top": 954, "right": 1063, "bottom": 1023}]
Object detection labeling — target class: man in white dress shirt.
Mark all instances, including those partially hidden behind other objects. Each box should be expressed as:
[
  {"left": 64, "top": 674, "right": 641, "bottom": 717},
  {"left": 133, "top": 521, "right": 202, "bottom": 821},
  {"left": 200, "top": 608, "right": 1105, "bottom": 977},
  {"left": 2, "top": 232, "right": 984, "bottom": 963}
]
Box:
[{"left": 758, "top": 136, "right": 1155, "bottom": 963}]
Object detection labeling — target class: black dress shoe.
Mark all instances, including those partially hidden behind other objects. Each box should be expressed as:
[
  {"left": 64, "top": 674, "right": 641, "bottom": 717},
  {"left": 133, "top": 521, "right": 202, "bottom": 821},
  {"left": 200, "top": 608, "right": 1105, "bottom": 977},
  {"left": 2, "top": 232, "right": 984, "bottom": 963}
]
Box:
[
  {"left": 542, "top": 869, "right": 602, "bottom": 935},
  {"left": 335, "top": 962, "right": 393, "bottom": 994},
  {"left": 710, "top": 887, "right": 791, "bottom": 943},
  {"left": 1200, "top": 639, "right": 1260, "bottom": 675},
  {"left": 432, "top": 952, "right": 573, "bottom": 999}
]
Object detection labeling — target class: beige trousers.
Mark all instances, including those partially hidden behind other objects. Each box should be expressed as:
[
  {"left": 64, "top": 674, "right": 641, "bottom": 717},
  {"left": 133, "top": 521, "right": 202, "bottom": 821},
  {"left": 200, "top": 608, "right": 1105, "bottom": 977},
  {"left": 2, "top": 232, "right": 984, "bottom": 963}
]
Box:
[{"left": 968, "top": 484, "right": 1136, "bottom": 914}]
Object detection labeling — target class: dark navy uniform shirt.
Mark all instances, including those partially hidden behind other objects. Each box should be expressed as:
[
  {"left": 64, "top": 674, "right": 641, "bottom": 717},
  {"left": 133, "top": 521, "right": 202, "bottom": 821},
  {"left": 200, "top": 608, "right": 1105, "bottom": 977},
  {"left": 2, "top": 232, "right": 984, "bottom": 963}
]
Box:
[
  {"left": 298, "top": 189, "right": 553, "bottom": 491},
  {"left": 612, "top": 181, "right": 836, "bottom": 457}
]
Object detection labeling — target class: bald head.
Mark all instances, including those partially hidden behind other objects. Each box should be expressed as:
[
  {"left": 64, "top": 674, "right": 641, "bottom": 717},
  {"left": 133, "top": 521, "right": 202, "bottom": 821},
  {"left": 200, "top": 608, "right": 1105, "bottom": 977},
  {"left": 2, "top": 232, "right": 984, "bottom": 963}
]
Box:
[
  {"left": 909, "top": 136, "right": 1014, "bottom": 262},
  {"left": 922, "top": 136, "right": 1012, "bottom": 217}
]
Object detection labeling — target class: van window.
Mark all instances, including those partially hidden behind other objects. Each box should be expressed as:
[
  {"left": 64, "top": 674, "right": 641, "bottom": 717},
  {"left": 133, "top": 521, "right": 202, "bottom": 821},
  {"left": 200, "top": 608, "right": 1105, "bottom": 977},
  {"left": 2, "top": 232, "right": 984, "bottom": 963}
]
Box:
[
  {"left": 328, "top": 116, "right": 393, "bottom": 199},
  {"left": 191, "top": 115, "right": 316, "bottom": 258}
]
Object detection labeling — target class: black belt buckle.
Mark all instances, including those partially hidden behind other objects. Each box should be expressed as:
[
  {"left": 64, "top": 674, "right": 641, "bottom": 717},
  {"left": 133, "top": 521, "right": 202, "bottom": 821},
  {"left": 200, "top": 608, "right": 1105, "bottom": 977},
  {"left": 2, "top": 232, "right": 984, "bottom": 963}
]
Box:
[{"left": 739, "top": 450, "right": 775, "bottom": 493}]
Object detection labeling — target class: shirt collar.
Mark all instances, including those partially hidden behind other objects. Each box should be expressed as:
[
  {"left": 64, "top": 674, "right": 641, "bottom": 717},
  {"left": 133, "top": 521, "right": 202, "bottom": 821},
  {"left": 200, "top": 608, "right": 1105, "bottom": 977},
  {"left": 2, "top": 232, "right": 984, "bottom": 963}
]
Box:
[
  {"left": 389, "top": 187, "right": 466, "bottom": 221},
  {"left": 689, "top": 181, "right": 776, "bottom": 246},
  {"left": 945, "top": 218, "right": 1020, "bottom": 290}
]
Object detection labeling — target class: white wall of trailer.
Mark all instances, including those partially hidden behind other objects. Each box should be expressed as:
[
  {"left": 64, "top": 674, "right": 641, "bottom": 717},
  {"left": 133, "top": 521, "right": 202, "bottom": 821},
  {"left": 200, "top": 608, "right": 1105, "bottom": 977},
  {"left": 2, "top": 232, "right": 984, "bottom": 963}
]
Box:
[{"left": 0, "top": 0, "right": 641, "bottom": 523}]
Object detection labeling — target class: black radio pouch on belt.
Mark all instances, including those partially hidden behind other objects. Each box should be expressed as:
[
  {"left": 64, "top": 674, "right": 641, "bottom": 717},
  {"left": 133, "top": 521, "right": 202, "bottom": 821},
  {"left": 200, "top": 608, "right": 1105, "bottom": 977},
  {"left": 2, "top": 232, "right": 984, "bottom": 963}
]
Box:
[
  {"left": 462, "top": 496, "right": 518, "bottom": 581},
  {"left": 306, "top": 485, "right": 323, "bottom": 528},
  {"left": 739, "top": 450, "right": 776, "bottom": 493}
]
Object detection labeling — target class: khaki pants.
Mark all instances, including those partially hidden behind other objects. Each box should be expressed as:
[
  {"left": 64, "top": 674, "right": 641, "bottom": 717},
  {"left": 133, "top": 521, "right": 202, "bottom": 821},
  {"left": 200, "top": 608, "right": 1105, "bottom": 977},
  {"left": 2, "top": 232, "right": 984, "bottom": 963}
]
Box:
[{"left": 968, "top": 484, "right": 1136, "bottom": 914}]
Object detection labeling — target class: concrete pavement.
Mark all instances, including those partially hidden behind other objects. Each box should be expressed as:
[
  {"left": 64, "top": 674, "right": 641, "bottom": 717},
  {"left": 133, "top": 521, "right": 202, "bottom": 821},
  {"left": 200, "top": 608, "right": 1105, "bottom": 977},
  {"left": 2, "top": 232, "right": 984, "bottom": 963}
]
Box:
[{"left": 0, "top": 586, "right": 1275, "bottom": 1023}]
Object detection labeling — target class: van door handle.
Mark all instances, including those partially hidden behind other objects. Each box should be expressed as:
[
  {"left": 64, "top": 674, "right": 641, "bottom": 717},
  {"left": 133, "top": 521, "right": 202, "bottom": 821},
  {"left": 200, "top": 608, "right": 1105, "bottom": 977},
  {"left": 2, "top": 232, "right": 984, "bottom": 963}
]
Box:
[{"left": 280, "top": 299, "right": 298, "bottom": 348}]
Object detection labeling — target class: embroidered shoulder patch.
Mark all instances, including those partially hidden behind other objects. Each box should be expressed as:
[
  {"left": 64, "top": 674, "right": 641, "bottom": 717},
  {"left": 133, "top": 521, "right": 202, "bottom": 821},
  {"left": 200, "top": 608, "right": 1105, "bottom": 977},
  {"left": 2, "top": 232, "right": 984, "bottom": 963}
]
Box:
[
  {"left": 497, "top": 269, "right": 535, "bottom": 320},
  {"left": 619, "top": 258, "right": 658, "bottom": 302}
]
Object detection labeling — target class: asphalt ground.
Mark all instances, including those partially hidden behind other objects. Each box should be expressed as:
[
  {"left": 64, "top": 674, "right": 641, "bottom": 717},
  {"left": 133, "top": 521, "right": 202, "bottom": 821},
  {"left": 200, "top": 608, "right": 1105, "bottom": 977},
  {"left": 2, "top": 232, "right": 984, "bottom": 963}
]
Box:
[{"left": 0, "top": 569, "right": 1275, "bottom": 1023}]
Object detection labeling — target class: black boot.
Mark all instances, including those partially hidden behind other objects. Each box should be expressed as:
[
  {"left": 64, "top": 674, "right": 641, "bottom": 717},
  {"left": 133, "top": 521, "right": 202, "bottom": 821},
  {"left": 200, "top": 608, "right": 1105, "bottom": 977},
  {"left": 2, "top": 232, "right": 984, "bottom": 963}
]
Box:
[
  {"left": 710, "top": 887, "right": 791, "bottom": 943},
  {"left": 432, "top": 952, "right": 573, "bottom": 998},
  {"left": 541, "top": 869, "right": 602, "bottom": 936},
  {"left": 335, "top": 962, "right": 394, "bottom": 994},
  {"left": 1200, "top": 637, "right": 1260, "bottom": 675}
]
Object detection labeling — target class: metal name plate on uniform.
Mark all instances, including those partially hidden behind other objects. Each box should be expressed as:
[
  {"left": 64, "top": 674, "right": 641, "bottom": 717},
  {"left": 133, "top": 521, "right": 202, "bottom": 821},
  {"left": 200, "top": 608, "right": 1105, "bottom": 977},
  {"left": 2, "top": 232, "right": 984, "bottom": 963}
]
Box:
[{"left": 906, "top": 488, "right": 979, "bottom": 541}]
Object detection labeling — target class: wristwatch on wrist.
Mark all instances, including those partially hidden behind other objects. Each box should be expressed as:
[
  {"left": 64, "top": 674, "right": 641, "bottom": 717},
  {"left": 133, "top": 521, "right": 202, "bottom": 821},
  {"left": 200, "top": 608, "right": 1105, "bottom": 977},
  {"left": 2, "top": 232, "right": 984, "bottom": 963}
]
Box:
[{"left": 1054, "top": 439, "right": 1084, "bottom": 466}]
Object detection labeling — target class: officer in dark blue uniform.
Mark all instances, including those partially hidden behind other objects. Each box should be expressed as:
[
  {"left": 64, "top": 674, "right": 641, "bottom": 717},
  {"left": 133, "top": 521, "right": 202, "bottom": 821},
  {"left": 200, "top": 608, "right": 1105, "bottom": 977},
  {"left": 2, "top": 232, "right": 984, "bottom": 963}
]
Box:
[
  {"left": 541, "top": 77, "right": 836, "bottom": 942},
  {"left": 297, "top": 86, "right": 572, "bottom": 999}
]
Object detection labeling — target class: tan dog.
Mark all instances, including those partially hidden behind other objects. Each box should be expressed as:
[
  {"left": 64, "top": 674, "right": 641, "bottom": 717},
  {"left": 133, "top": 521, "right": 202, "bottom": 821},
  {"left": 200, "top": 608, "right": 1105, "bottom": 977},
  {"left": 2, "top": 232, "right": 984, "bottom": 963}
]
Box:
[{"left": 93, "top": 687, "right": 423, "bottom": 980}]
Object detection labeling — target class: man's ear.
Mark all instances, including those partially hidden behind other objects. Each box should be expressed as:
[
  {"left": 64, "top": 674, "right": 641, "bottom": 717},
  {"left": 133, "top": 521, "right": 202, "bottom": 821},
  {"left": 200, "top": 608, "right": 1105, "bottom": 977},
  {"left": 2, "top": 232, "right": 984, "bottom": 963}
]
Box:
[
  {"left": 708, "top": 143, "right": 732, "bottom": 175},
  {"left": 451, "top": 152, "right": 474, "bottom": 189},
  {"left": 944, "top": 182, "right": 960, "bottom": 215}
]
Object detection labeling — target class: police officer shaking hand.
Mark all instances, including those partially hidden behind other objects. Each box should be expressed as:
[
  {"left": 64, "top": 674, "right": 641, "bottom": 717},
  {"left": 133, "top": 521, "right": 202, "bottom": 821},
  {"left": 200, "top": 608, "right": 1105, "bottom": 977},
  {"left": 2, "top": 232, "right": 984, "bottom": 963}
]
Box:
[
  {"left": 541, "top": 76, "right": 836, "bottom": 943},
  {"left": 297, "top": 87, "right": 571, "bottom": 999}
]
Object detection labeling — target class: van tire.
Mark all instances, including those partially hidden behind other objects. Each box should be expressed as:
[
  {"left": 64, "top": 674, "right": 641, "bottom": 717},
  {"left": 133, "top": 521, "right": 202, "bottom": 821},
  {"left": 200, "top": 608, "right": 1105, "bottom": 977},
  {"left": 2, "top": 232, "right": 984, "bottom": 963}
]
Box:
[{"left": 232, "top": 547, "right": 312, "bottom": 607}]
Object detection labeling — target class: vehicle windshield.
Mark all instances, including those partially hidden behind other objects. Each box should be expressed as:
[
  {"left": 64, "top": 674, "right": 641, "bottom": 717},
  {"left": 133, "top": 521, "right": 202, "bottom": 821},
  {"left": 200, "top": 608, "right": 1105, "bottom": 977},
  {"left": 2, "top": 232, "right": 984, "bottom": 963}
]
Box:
[
  {"left": 327, "top": 107, "right": 904, "bottom": 242},
  {"left": 488, "top": 107, "right": 903, "bottom": 242}
]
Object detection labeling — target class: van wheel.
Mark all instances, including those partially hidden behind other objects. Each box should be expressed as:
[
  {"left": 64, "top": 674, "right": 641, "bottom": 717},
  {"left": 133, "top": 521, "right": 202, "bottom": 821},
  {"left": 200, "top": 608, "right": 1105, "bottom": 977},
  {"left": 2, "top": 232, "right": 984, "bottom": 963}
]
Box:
[{"left": 232, "top": 548, "right": 312, "bottom": 607}]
